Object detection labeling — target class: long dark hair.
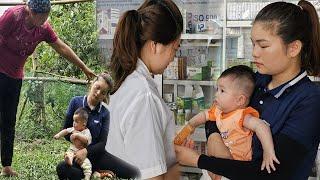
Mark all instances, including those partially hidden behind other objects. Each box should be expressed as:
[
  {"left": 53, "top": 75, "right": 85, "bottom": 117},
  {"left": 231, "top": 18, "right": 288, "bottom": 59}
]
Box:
[
  {"left": 253, "top": 0, "right": 320, "bottom": 76},
  {"left": 110, "top": 0, "right": 183, "bottom": 93}
]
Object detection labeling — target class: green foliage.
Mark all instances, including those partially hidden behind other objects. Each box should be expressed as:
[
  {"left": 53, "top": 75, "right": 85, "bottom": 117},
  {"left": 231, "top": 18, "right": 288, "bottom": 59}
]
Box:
[
  {"left": 16, "top": 81, "right": 87, "bottom": 140},
  {"left": 25, "top": 2, "right": 105, "bottom": 78},
  {"left": 0, "top": 140, "right": 68, "bottom": 179},
  {"left": 0, "top": 140, "right": 121, "bottom": 179}
]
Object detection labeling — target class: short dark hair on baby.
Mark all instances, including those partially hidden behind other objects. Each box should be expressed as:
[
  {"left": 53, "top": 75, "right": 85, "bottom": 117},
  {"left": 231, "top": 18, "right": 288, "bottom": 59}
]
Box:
[
  {"left": 220, "top": 65, "right": 256, "bottom": 98},
  {"left": 74, "top": 107, "right": 89, "bottom": 124}
]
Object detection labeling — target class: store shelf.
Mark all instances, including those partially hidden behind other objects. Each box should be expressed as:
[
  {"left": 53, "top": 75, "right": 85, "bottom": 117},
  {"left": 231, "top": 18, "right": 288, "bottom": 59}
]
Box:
[
  {"left": 227, "top": 20, "right": 252, "bottom": 28},
  {"left": 176, "top": 126, "right": 206, "bottom": 142},
  {"left": 100, "top": 33, "right": 224, "bottom": 41},
  {"left": 99, "top": 34, "right": 114, "bottom": 40},
  {"left": 181, "top": 165, "right": 203, "bottom": 174},
  {"left": 180, "top": 42, "right": 221, "bottom": 47},
  {"left": 226, "top": 34, "right": 241, "bottom": 38},
  {"left": 181, "top": 34, "right": 222, "bottom": 40},
  {"left": 164, "top": 79, "right": 216, "bottom": 86}
]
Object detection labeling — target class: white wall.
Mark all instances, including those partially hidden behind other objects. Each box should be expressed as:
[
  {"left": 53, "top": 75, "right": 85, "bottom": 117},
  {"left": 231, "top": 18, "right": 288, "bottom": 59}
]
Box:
[
  {"left": 0, "top": 0, "right": 25, "bottom": 15},
  {"left": 0, "top": 6, "right": 11, "bottom": 16}
]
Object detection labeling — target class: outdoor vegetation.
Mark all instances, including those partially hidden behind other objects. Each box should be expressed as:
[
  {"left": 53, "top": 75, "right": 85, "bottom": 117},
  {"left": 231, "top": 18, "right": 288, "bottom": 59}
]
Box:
[{"left": 0, "top": 1, "right": 112, "bottom": 179}]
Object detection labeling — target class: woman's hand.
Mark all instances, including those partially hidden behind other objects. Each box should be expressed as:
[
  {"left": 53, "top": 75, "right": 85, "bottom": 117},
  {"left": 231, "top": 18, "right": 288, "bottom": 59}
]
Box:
[
  {"left": 82, "top": 66, "right": 96, "bottom": 80},
  {"left": 174, "top": 145, "right": 200, "bottom": 167},
  {"left": 74, "top": 148, "right": 88, "bottom": 165}
]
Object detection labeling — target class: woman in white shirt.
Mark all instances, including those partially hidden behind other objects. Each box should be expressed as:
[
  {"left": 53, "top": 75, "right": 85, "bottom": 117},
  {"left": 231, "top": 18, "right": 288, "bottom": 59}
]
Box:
[{"left": 106, "top": 0, "right": 183, "bottom": 179}]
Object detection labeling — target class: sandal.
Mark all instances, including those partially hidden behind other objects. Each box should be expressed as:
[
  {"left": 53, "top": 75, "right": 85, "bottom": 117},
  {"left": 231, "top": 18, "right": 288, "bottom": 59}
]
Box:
[
  {"left": 1, "top": 167, "right": 18, "bottom": 177},
  {"left": 92, "top": 170, "right": 115, "bottom": 179}
]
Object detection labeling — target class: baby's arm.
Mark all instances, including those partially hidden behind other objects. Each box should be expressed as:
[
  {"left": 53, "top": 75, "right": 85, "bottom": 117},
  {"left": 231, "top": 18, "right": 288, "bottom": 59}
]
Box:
[
  {"left": 174, "top": 110, "right": 209, "bottom": 145},
  {"left": 243, "top": 115, "right": 280, "bottom": 173},
  {"left": 70, "top": 133, "right": 89, "bottom": 146},
  {"left": 54, "top": 129, "right": 70, "bottom": 139},
  {"left": 188, "top": 110, "right": 209, "bottom": 128}
]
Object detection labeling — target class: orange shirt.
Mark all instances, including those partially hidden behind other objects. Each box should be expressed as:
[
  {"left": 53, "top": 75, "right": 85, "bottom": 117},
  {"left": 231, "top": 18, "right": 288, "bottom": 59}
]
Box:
[{"left": 208, "top": 105, "right": 259, "bottom": 161}]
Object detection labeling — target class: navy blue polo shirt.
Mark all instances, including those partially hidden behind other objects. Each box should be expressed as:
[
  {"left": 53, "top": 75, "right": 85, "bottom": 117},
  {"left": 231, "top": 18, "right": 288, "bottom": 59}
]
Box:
[
  {"left": 64, "top": 96, "right": 110, "bottom": 145},
  {"left": 250, "top": 71, "right": 320, "bottom": 179}
]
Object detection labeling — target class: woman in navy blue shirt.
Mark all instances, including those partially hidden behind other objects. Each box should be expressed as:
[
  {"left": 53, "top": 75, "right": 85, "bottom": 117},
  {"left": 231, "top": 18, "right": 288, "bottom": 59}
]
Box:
[
  {"left": 175, "top": 1, "right": 320, "bottom": 179},
  {"left": 56, "top": 72, "right": 140, "bottom": 179}
]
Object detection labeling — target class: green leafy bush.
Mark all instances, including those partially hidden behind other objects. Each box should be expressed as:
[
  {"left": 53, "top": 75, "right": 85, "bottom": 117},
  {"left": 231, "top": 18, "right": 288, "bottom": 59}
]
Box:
[
  {"left": 25, "top": 2, "right": 106, "bottom": 78},
  {"left": 16, "top": 81, "right": 87, "bottom": 140}
]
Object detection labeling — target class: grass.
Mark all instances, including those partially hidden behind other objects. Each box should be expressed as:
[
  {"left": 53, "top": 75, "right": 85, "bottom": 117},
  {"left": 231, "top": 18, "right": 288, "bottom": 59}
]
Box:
[{"left": 0, "top": 139, "right": 68, "bottom": 180}]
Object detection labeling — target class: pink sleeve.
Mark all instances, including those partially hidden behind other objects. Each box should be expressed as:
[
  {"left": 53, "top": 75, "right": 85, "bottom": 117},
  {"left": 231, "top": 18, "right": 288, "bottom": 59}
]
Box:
[
  {"left": 44, "top": 22, "right": 58, "bottom": 43},
  {"left": 0, "top": 8, "right": 15, "bottom": 41}
]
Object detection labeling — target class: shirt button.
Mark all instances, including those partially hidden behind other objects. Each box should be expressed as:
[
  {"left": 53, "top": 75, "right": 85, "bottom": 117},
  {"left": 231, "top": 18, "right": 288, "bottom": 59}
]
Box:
[{"left": 259, "top": 100, "right": 263, "bottom": 105}]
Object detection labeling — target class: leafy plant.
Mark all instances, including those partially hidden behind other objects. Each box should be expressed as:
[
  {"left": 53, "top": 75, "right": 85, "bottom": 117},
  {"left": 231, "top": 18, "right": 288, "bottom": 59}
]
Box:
[
  {"left": 16, "top": 81, "right": 87, "bottom": 140},
  {"left": 25, "top": 2, "right": 106, "bottom": 78}
]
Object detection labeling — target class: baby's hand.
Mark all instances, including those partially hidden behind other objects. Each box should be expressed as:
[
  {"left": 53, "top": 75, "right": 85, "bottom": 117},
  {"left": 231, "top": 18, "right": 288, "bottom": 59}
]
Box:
[
  {"left": 53, "top": 134, "right": 60, "bottom": 139},
  {"left": 70, "top": 133, "right": 78, "bottom": 140},
  {"left": 261, "top": 150, "right": 280, "bottom": 173}
]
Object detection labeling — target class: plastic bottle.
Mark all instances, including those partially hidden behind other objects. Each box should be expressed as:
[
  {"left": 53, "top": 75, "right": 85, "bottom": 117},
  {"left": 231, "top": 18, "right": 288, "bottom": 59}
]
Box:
[{"left": 177, "top": 109, "right": 185, "bottom": 125}]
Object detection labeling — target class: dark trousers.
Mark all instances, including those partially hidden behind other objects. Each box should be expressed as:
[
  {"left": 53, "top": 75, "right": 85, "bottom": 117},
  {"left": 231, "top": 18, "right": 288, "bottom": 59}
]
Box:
[
  {"left": 0, "top": 73, "right": 22, "bottom": 166},
  {"left": 56, "top": 151, "right": 140, "bottom": 180}
]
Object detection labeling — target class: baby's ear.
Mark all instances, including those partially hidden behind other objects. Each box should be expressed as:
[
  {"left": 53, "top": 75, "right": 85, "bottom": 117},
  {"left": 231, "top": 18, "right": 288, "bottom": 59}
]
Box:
[{"left": 236, "top": 94, "right": 247, "bottom": 107}]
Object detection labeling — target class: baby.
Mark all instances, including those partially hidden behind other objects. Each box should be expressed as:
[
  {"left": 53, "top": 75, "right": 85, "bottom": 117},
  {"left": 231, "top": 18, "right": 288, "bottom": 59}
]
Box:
[
  {"left": 54, "top": 107, "right": 92, "bottom": 180},
  {"left": 174, "top": 65, "right": 279, "bottom": 179}
]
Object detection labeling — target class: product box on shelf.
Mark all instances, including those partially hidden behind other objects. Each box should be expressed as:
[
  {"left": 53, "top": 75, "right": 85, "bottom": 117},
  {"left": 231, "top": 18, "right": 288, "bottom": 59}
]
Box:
[
  {"left": 177, "top": 109, "right": 185, "bottom": 126},
  {"left": 163, "top": 93, "right": 174, "bottom": 103},
  {"left": 227, "top": 59, "right": 252, "bottom": 68},
  {"left": 210, "top": 66, "right": 221, "bottom": 81},
  {"left": 163, "top": 57, "right": 178, "bottom": 79},
  {"left": 186, "top": 12, "right": 194, "bottom": 33},
  {"left": 192, "top": 97, "right": 205, "bottom": 114},
  {"left": 178, "top": 57, "right": 187, "bottom": 80},
  {"left": 187, "top": 66, "right": 210, "bottom": 80},
  {"left": 177, "top": 96, "right": 192, "bottom": 110}
]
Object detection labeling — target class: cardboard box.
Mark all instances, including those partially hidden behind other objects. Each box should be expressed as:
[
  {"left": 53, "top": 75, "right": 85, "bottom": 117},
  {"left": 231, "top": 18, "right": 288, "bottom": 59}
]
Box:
[
  {"left": 177, "top": 97, "right": 192, "bottom": 110},
  {"left": 187, "top": 66, "right": 210, "bottom": 80}
]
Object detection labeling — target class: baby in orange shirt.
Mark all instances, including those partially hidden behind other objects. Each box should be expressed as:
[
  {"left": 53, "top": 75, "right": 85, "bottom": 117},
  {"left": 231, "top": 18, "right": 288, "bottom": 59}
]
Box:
[{"left": 174, "top": 65, "right": 279, "bottom": 180}]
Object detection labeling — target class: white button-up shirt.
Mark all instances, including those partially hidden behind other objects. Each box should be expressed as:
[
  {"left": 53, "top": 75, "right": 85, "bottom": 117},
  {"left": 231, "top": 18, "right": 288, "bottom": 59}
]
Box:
[{"left": 106, "top": 59, "right": 176, "bottom": 179}]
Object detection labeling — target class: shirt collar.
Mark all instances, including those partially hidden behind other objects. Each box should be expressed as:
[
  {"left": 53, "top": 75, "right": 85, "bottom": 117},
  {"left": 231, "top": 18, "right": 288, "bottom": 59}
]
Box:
[
  {"left": 273, "top": 71, "right": 307, "bottom": 98},
  {"left": 136, "top": 59, "right": 152, "bottom": 77},
  {"left": 136, "top": 59, "right": 157, "bottom": 89},
  {"left": 259, "top": 71, "right": 308, "bottom": 99},
  {"left": 83, "top": 95, "right": 102, "bottom": 113}
]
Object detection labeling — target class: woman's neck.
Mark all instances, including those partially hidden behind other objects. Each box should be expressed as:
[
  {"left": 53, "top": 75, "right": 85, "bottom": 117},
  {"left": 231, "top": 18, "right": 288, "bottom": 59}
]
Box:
[
  {"left": 269, "top": 65, "right": 301, "bottom": 90},
  {"left": 87, "top": 95, "right": 98, "bottom": 110}
]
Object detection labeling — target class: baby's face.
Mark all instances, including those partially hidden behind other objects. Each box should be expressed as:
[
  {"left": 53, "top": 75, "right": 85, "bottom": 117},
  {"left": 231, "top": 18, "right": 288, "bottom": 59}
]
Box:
[
  {"left": 215, "top": 76, "right": 241, "bottom": 113},
  {"left": 73, "top": 114, "right": 86, "bottom": 131}
]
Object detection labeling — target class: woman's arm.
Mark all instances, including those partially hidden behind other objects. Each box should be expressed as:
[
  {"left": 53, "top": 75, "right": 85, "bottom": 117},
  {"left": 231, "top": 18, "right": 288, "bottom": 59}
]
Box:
[
  {"left": 49, "top": 38, "right": 95, "bottom": 79},
  {"left": 176, "top": 133, "right": 307, "bottom": 180}
]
